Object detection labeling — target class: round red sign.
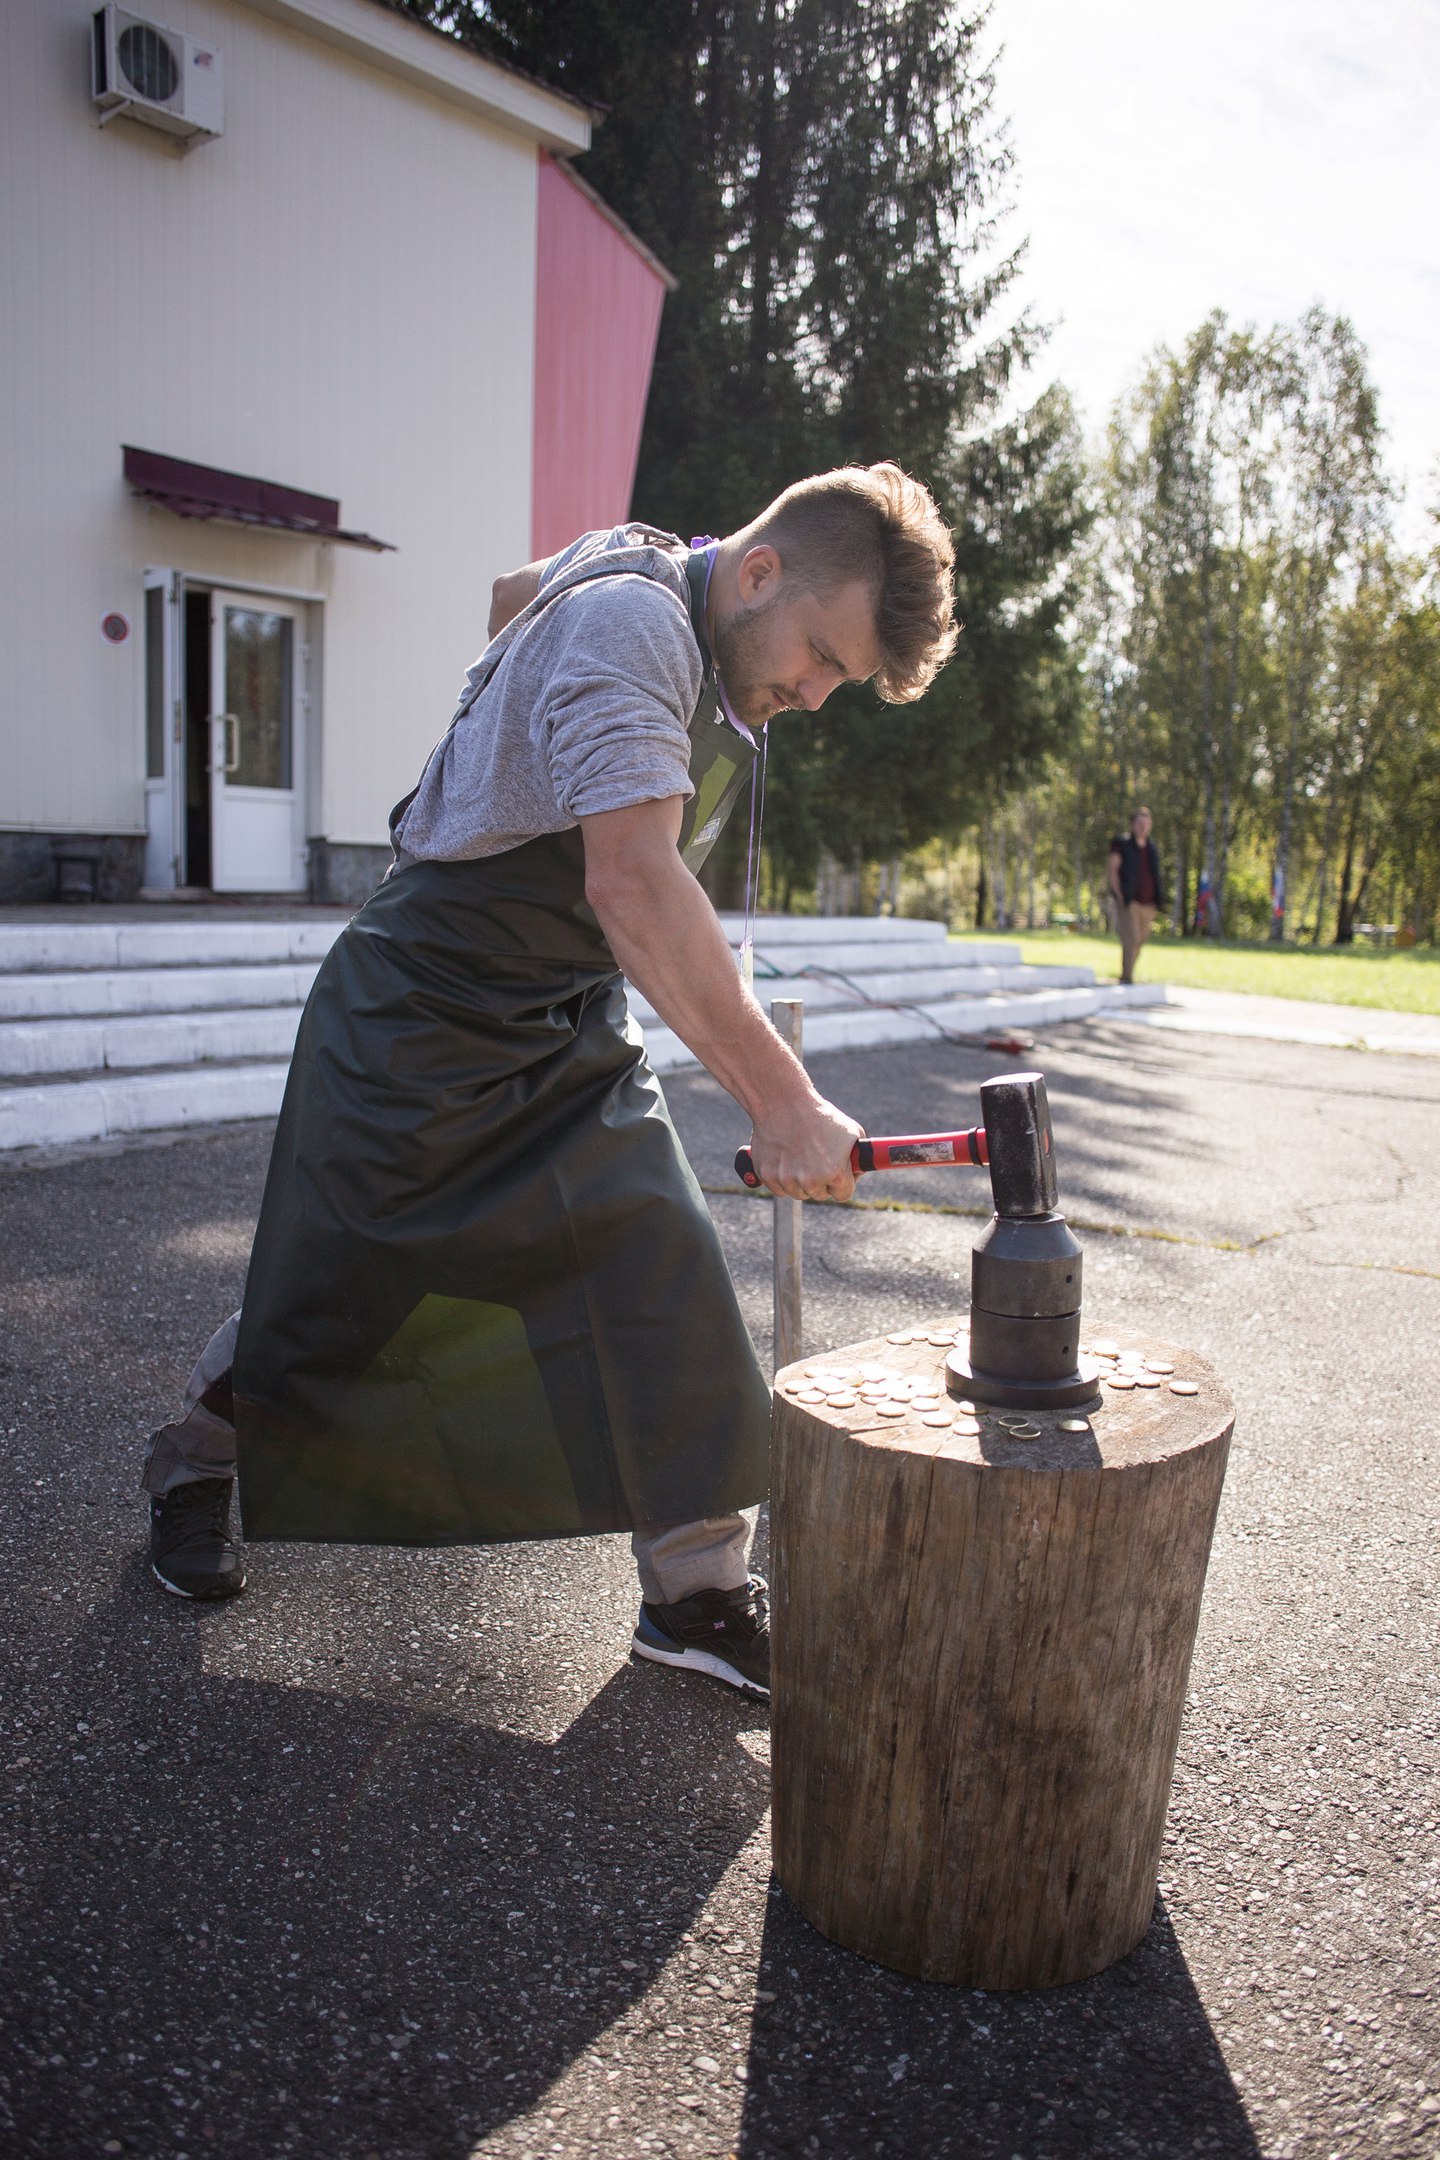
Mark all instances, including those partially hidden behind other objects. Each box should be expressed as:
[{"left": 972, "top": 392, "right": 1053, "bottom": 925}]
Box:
[{"left": 101, "top": 612, "right": 130, "bottom": 645}]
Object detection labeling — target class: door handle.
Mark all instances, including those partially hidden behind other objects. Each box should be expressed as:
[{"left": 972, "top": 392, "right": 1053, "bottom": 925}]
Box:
[{"left": 212, "top": 714, "right": 240, "bottom": 774}]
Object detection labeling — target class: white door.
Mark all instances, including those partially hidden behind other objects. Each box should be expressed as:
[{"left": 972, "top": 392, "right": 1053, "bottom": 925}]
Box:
[
  {"left": 208, "top": 591, "right": 306, "bottom": 893},
  {"left": 142, "top": 568, "right": 181, "bottom": 889}
]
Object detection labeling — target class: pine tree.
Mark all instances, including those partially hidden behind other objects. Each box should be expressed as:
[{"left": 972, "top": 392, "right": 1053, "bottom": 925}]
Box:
[{"left": 401, "top": 0, "right": 1089, "bottom": 901}]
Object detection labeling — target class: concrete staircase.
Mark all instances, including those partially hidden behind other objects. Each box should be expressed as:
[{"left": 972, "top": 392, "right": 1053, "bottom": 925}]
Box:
[
  {"left": 647, "top": 915, "right": 1164, "bottom": 1066},
  {"left": 0, "top": 911, "right": 1163, "bottom": 1151}
]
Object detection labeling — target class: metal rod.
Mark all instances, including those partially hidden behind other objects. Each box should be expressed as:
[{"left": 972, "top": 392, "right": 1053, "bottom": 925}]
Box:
[{"left": 770, "top": 997, "right": 803, "bottom": 1374}]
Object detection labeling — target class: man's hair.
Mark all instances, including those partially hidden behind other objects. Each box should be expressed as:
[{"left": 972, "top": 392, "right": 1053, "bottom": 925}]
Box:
[{"left": 744, "top": 462, "right": 958, "bottom": 703}]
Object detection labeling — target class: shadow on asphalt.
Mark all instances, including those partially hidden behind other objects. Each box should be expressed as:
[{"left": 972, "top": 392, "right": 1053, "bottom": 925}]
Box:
[
  {"left": 3, "top": 1564, "right": 768, "bottom": 2157},
  {"left": 6, "top": 1546, "right": 1261, "bottom": 2160},
  {"left": 737, "top": 1891, "right": 1260, "bottom": 2159},
  {"left": 1, "top": 1091, "right": 1288, "bottom": 2160}
]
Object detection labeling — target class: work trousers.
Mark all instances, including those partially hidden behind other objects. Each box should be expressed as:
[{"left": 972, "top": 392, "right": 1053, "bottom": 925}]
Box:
[
  {"left": 141, "top": 1316, "right": 752, "bottom": 1606},
  {"left": 1119, "top": 900, "right": 1157, "bottom": 984}
]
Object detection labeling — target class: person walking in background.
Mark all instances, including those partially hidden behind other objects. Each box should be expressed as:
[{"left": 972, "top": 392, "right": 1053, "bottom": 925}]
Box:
[{"left": 1107, "top": 807, "right": 1166, "bottom": 984}]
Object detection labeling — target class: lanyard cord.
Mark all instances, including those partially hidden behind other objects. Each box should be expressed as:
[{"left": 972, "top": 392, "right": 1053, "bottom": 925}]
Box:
[
  {"left": 739, "top": 724, "right": 769, "bottom": 993},
  {"left": 688, "top": 537, "right": 767, "bottom": 992}
]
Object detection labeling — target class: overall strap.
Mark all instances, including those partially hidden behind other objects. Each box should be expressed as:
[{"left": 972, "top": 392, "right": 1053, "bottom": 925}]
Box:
[
  {"left": 673, "top": 551, "right": 761, "bottom": 874},
  {"left": 683, "top": 549, "right": 716, "bottom": 679}
]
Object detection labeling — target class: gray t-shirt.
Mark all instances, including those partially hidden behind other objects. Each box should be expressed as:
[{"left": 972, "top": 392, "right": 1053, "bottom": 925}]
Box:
[{"left": 395, "top": 526, "right": 704, "bottom": 862}]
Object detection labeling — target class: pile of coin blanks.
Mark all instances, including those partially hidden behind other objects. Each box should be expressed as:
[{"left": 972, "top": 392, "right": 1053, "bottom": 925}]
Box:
[
  {"left": 781, "top": 1331, "right": 982, "bottom": 1436},
  {"left": 1084, "top": 1340, "right": 1199, "bottom": 1399},
  {"left": 779, "top": 1325, "right": 1201, "bottom": 1447}
]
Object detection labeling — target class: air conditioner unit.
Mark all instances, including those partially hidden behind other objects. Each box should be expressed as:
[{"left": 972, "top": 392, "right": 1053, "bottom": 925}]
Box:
[{"left": 91, "top": 5, "right": 224, "bottom": 145}]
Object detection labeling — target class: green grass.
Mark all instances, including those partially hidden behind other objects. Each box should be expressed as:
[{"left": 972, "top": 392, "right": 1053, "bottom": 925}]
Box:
[{"left": 950, "top": 926, "right": 1440, "bottom": 1016}]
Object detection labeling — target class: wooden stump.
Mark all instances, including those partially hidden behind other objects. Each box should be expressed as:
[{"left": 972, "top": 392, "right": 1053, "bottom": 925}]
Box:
[{"left": 771, "top": 1320, "right": 1234, "bottom": 1990}]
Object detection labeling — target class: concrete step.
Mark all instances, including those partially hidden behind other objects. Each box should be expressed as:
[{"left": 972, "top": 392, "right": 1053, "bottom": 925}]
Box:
[
  {"left": 0, "top": 1005, "right": 303, "bottom": 1079},
  {"left": 0, "top": 961, "right": 323, "bottom": 1021},
  {"left": 714, "top": 913, "right": 951, "bottom": 944},
  {"left": 625, "top": 959, "right": 1100, "bottom": 1026},
  {"left": 0, "top": 918, "right": 346, "bottom": 973},
  {"left": 0, "top": 981, "right": 1166, "bottom": 1150},
  {"left": 741, "top": 934, "right": 1022, "bottom": 976},
  {"left": 641, "top": 981, "right": 1167, "bottom": 1072},
  {"left": 0, "top": 922, "right": 1046, "bottom": 1028},
  {"left": 0, "top": 910, "right": 939, "bottom": 973},
  {"left": 0, "top": 908, "right": 1167, "bottom": 1152},
  {"left": 0, "top": 1060, "right": 292, "bottom": 1152},
  {"left": 757, "top": 960, "right": 1097, "bottom": 1001}
]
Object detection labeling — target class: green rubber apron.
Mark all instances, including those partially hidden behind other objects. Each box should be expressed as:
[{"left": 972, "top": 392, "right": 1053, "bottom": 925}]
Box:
[{"left": 233, "top": 550, "right": 771, "bottom": 1545}]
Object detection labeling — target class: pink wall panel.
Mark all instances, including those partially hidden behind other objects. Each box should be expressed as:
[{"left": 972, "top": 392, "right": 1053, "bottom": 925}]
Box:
[{"left": 531, "top": 156, "right": 668, "bottom": 560}]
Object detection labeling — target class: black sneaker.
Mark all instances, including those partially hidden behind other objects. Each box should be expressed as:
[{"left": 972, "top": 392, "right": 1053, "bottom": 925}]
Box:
[
  {"left": 631, "top": 1575, "right": 769, "bottom": 1698},
  {"left": 149, "top": 1478, "right": 247, "bottom": 1601}
]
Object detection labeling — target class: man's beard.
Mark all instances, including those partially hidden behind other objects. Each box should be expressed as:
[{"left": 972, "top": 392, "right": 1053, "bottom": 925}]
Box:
[{"left": 712, "top": 594, "right": 787, "bottom": 728}]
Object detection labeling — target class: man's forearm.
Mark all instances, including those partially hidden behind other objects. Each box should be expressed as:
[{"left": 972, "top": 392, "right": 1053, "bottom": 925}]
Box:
[
  {"left": 581, "top": 798, "right": 862, "bottom": 1199},
  {"left": 590, "top": 854, "right": 813, "bottom": 1124}
]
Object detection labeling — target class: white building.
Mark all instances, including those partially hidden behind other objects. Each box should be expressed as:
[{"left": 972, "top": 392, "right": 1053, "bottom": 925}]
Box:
[{"left": 0, "top": 0, "right": 672, "bottom": 904}]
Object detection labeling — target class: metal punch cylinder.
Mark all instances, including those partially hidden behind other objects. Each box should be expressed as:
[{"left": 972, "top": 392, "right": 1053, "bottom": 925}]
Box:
[{"left": 947, "top": 1072, "right": 1100, "bottom": 1412}]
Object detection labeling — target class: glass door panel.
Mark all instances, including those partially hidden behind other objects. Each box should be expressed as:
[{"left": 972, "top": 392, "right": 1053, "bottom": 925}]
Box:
[
  {"left": 224, "top": 606, "right": 293, "bottom": 789},
  {"left": 209, "top": 590, "right": 305, "bottom": 893}
]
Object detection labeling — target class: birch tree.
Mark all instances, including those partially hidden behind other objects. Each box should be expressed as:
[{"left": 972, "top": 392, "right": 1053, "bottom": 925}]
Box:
[{"left": 1264, "top": 310, "right": 1388, "bottom": 938}]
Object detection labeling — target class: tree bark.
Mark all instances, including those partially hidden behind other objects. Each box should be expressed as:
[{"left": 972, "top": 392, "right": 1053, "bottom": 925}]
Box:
[
  {"left": 1175, "top": 831, "right": 1190, "bottom": 938},
  {"left": 1198, "top": 549, "right": 1218, "bottom": 931},
  {"left": 745, "top": 0, "right": 779, "bottom": 388},
  {"left": 990, "top": 821, "right": 1009, "bottom": 929},
  {"left": 1023, "top": 807, "right": 1036, "bottom": 929},
  {"left": 1214, "top": 529, "right": 1247, "bottom": 937},
  {"left": 1271, "top": 554, "right": 1317, "bottom": 941},
  {"left": 1309, "top": 786, "right": 1340, "bottom": 945},
  {"left": 1334, "top": 781, "right": 1368, "bottom": 943}
]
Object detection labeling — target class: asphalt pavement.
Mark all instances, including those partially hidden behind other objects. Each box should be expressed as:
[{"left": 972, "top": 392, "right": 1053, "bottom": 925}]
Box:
[{"left": 1, "top": 1018, "right": 1437, "bottom": 2160}]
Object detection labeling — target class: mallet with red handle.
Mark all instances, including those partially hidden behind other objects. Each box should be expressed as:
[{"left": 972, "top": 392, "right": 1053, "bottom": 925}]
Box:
[{"left": 735, "top": 1125, "right": 988, "bottom": 1189}]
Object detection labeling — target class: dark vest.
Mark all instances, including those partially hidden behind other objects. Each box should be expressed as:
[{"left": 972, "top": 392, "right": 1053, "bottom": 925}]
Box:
[{"left": 1114, "top": 834, "right": 1165, "bottom": 910}]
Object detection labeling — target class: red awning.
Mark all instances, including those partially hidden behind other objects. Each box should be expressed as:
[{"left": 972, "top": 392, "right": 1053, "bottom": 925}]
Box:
[{"left": 122, "top": 446, "right": 395, "bottom": 552}]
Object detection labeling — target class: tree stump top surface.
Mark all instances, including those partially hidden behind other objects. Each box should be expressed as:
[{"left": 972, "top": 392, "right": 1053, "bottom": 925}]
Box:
[{"left": 776, "top": 1316, "right": 1231, "bottom": 1475}]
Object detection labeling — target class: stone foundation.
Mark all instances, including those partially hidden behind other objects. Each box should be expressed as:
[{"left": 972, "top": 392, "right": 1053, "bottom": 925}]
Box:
[
  {"left": 0, "top": 832, "right": 145, "bottom": 904},
  {"left": 306, "top": 839, "right": 393, "bottom": 908}
]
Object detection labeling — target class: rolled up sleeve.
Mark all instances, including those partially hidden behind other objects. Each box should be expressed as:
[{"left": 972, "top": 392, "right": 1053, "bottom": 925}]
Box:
[{"left": 534, "top": 579, "right": 701, "bottom": 819}]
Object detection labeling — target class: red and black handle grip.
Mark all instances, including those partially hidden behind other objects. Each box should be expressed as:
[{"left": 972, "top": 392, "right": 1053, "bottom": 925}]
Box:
[{"left": 735, "top": 1125, "right": 988, "bottom": 1190}]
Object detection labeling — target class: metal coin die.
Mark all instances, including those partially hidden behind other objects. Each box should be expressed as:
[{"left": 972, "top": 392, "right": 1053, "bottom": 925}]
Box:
[{"left": 943, "top": 1072, "right": 1102, "bottom": 1414}]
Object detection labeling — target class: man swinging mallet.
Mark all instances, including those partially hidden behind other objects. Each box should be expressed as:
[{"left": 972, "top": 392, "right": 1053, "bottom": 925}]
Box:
[{"left": 142, "top": 464, "right": 958, "bottom": 1699}]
